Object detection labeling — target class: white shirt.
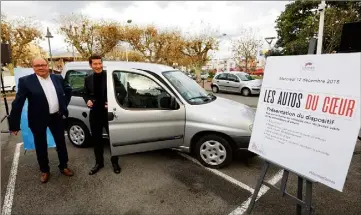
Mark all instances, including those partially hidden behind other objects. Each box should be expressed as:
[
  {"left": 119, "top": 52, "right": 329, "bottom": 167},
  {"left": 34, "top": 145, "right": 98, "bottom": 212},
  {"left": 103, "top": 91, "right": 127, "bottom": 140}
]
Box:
[{"left": 36, "top": 74, "right": 59, "bottom": 114}]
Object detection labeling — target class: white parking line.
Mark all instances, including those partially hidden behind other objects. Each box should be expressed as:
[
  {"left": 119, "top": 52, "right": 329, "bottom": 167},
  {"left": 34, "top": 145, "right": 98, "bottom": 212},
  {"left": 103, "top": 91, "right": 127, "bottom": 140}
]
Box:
[
  {"left": 229, "top": 169, "right": 284, "bottom": 215},
  {"left": 2, "top": 142, "right": 23, "bottom": 215},
  {"left": 177, "top": 153, "right": 255, "bottom": 194}
]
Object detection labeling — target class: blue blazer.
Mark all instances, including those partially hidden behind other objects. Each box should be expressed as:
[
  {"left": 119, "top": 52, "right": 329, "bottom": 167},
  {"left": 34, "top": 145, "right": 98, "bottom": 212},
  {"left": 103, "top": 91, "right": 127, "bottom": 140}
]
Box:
[{"left": 9, "top": 73, "right": 72, "bottom": 133}]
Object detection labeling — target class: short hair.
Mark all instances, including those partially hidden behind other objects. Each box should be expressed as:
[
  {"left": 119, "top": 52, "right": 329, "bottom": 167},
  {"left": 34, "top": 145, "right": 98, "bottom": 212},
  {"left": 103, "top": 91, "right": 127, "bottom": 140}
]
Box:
[
  {"left": 32, "top": 57, "right": 48, "bottom": 66},
  {"left": 88, "top": 55, "right": 102, "bottom": 65}
]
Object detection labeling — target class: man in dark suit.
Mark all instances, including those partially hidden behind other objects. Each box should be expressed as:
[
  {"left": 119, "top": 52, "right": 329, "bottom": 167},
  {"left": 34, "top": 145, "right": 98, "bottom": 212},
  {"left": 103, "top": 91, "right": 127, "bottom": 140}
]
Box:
[
  {"left": 84, "top": 55, "right": 121, "bottom": 175},
  {"left": 9, "top": 57, "right": 74, "bottom": 183}
]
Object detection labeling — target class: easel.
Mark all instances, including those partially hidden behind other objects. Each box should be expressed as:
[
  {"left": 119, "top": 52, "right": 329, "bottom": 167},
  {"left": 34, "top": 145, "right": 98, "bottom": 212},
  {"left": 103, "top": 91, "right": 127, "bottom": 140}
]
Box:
[{"left": 246, "top": 160, "right": 315, "bottom": 215}]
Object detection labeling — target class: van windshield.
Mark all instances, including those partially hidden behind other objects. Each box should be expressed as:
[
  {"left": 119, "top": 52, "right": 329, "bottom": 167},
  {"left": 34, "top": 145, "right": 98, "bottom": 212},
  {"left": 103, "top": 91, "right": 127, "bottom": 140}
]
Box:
[{"left": 163, "top": 70, "right": 216, "bottom": 104}]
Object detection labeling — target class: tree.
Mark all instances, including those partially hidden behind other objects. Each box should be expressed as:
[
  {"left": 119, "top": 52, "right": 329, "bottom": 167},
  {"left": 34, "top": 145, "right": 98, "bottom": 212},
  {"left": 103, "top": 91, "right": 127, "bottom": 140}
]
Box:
[
  {"left": 180, "top": 24, "right": 219, "bottom": 77},
  {"left": 120, "top": 24, "right": 184, "bottom": 65},
  {"left": 57, "top": 13, "right": 122, "bottom": 59},
  {"left": 1, "top": 15, "right": 43, "bottom": 67},
  {"left": 21, "top": 44, "right": 47, "bottom": 67},
  {"left": 275, "top": 0, "right": 361, "bottom": 55},
  {"left": 265, "top": 48, "right": 283, "bottom": 58},
  {"left": 323, "top": 3, "right": 360, "bottom": 53},
  {"left": 104, "top": 45, "right": 145, "bottom": 62},
  {"left": 231, "top": 27, "right": 262, "bottom": 72}
]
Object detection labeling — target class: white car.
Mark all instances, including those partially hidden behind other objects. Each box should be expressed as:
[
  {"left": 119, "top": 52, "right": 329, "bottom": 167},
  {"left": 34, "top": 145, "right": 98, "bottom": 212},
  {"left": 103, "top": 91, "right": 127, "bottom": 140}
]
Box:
[
  {"left": 0, "top": 76, "right": 16, "bottom": 92},
  {"left": 200, "top": 72, "right": 209, "bottom": 80},
  {"left": 211, "top": 71, "right": 262, "bottom": 96}
]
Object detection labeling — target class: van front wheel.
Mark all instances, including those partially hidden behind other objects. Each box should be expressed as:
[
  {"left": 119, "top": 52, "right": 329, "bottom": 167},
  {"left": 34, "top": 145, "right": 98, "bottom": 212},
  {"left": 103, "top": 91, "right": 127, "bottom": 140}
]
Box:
[
  {"left": 66, "top": 120, "right": 90, "bottom": 148},
  {"left": 195, "top": 134, "right": 233, "bottom": 169}
]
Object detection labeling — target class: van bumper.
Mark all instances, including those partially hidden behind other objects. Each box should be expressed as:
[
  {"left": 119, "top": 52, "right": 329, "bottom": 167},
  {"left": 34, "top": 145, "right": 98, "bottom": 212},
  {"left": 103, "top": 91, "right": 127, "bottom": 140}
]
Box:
[{"left": 230, "top": 136, "right": 251, "bottom": 149}]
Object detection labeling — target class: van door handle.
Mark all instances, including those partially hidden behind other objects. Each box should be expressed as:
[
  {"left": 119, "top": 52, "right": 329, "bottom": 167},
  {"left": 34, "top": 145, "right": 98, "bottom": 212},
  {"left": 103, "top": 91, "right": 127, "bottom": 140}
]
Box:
[
  {"left": 226, "top": 81, "right": 229, "bottom": 83},
  {"left": 108, "top": 112, "right": 115, "bottom": 121}
]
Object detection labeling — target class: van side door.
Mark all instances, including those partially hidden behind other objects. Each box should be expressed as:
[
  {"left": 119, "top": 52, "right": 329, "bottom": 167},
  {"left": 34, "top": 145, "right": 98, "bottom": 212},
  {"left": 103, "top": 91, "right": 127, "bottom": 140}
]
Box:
[{"left": 106, "top": 67, "right": 186, "bottom": 155}]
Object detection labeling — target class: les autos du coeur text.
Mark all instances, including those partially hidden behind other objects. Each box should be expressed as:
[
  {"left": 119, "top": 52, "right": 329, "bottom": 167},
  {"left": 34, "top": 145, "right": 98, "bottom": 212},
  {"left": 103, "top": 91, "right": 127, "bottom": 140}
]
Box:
[{"left": 263, "top": 89, "right": 356, "bottom": 125}]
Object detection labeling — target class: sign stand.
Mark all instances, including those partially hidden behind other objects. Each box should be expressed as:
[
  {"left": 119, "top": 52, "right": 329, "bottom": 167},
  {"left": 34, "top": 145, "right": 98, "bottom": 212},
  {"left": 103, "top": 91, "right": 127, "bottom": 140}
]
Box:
[{"left": 246, "top": 160, "right": 315, "bottom": 215}]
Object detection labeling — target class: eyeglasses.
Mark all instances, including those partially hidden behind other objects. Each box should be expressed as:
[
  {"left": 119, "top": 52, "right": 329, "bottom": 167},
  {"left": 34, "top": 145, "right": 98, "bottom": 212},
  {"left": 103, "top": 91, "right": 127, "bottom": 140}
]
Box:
[{"left": 33, "top": 64, "right": 48, "bottom": 68}]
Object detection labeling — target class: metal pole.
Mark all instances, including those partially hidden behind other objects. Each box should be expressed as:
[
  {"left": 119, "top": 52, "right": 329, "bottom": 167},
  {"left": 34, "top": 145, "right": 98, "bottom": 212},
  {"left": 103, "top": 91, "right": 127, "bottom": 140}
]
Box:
[
  {"left": 47, "top": 37, "right": 54, "bottom": 71},
  {"left": 316, "top": 1, "right": 326, "bottom": 54}
]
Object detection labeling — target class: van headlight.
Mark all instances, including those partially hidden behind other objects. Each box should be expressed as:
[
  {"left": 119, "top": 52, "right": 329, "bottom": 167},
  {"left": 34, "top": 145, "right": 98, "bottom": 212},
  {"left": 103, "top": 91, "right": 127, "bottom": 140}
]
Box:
[{"left": 249, "top": 124, "right": 253, "bottom": 131}]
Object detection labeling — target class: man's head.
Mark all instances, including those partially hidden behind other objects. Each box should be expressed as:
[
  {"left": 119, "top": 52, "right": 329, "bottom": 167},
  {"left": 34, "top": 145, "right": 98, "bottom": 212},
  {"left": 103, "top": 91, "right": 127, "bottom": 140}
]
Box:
[
  {"left": 32, "top": 57, "right": 49, "bottom": 78},
  {"left": 89, "top": 55, "right": 103, "bottom": 73}
]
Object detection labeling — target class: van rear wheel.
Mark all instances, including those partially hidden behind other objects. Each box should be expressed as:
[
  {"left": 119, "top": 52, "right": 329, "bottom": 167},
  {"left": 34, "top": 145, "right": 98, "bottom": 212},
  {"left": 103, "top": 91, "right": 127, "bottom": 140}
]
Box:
[
  {"left": 66, "top": 120, "right": 90, "bottom": 148},
  {"left": 194, "top": 134, "right": 233, "bottom": 169}
]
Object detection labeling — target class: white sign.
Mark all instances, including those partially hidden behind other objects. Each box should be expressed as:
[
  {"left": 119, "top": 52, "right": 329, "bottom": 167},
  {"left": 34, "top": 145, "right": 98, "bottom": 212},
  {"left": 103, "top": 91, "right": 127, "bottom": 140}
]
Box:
[{"left": 249, "top": 53, "right": 361, "bottom": 192}]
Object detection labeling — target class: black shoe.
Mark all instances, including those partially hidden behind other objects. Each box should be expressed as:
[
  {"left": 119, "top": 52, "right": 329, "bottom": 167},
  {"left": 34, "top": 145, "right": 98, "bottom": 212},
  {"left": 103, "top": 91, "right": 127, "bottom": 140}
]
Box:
[
  {"left": 112, "top": 163, "right": 121, "bottom": 174},
  {"left": 89, "top": 164, "right": 104, "bottom": 175}
]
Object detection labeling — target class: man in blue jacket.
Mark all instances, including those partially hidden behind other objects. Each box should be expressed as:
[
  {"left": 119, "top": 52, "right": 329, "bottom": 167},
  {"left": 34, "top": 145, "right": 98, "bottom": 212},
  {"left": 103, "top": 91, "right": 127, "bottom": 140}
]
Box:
[{"left": 9, "top": 57, "right": 74, "bottom": 183}]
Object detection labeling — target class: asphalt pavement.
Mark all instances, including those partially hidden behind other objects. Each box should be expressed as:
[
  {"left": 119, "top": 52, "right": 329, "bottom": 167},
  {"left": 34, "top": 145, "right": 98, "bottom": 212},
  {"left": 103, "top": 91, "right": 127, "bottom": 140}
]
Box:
[{"left": 1, "top": 95, "right": 361, "bottom": 215}]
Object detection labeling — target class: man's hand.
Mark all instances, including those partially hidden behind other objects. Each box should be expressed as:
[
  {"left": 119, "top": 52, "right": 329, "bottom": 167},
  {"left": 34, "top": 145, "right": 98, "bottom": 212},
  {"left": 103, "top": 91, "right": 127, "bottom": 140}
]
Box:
[
  {"left": 87, "top": 100, "right": 93, "bottom": 108},
  {"left": 11, "top": 131, "right": 19, "bottom": 136},
  {"left": 105, "top": 102, "right": 108, "bottom": 109}
]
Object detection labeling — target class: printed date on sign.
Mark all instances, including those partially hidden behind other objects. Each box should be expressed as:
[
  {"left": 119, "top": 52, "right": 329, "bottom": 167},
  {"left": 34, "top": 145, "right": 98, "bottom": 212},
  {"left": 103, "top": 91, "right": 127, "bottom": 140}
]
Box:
[{"left": 280, "top": 77, "right": 340, "bottom": 84}]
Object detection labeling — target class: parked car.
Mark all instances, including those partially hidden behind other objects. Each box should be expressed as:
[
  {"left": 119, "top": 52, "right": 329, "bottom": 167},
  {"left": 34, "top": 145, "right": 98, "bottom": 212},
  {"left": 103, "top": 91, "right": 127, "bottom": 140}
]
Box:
[
  {"left": 0, "top": 76, "right": 16, "bottom": 92},
  {"left": 211, "top": 71, "right": 262, "bottom": 96},
  {"left": 62, "top": 61, "right": 255, "bottom": 169},
  {"left": 200, "top": 71, "right": 209, "bottom": 80}
]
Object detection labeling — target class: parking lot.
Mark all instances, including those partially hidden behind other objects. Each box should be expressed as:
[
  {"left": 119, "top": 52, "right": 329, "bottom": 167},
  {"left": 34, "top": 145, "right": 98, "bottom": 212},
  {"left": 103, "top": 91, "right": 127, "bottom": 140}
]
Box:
[{"left": 1, "top": 93, "right": 360, "bottom": 215}]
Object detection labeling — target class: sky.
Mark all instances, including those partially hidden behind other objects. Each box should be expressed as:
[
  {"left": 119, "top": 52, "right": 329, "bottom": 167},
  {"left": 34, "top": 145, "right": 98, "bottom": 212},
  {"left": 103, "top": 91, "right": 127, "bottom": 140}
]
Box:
[{"left": 1, "top": 1, "right": 291, "bottom": 60}]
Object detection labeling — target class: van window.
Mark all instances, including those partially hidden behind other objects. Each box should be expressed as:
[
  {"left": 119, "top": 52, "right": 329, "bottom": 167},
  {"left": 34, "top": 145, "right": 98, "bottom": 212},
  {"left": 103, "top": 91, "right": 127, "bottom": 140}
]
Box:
[
  {"left": 113, "top": 70, "right": 172, "bottom": 109},
  {"left": 64, "top": 70, "right": 90, "bottom": 97}
]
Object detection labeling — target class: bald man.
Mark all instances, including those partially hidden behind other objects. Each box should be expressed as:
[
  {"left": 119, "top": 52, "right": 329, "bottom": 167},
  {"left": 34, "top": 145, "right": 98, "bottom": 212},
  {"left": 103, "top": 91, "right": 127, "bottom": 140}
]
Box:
[{"left": 9, "top": 57, "right": 73, "bottom": 183}]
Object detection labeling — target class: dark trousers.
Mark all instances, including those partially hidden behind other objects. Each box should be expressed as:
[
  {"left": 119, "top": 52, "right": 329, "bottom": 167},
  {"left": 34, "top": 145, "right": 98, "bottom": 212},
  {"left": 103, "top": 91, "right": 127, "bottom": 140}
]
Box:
[
  {"left": 89, "top": 110, "right": 118, "bottom": 165},
  {"left": 31, "top": 113, "right": 69, "bottom": 173}
]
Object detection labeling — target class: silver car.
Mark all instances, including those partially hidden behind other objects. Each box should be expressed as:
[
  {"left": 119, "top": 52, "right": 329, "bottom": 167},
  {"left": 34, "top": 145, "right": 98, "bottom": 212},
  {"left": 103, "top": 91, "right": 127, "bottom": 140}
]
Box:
[
  {"left": 211, "top": 71, "right": 262, "bottom": 96},
  {"left": 62, "top": 61, "right": 255, "bottom": 169}
]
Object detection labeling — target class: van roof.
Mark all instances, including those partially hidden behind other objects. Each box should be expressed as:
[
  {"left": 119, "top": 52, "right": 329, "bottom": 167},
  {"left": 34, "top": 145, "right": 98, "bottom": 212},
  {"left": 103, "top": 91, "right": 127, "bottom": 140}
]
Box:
[{"left": 62, "top": 61, "right": 175, "bottom": 76}]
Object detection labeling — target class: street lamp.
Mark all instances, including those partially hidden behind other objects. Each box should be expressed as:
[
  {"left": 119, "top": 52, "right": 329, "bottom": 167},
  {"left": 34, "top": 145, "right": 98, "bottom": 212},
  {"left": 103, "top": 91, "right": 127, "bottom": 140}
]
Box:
[
  {"left": 316, "top": 0, "right": 326, "bottom": 54},
  {"left": 45, "top": 27, "right": 54, "bottom": 72},
  {"left": 125, "top": 19, "right": 132, "bottom": 62}
]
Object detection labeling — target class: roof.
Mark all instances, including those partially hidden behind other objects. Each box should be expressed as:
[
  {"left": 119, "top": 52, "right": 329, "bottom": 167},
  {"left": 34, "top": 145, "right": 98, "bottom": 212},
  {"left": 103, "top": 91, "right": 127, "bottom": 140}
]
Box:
[{"left": 63, "top": 61, "right": 175, "bottom": 75}]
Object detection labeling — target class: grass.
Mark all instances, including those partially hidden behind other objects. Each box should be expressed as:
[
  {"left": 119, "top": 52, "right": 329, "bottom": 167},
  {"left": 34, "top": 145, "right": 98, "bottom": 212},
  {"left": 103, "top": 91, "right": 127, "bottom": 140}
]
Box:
[{"left": 251, "top": 75, "right": 263, "bottom": 80}]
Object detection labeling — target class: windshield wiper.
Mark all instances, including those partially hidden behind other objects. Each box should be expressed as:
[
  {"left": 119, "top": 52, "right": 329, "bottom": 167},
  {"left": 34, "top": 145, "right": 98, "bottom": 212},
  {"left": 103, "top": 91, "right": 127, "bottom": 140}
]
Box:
[
  {"left": 189, "top": 93, "right": 215, "bottom": 101},
  {"left": 189, "top": 96, "right": 210, "bottom": 101}
]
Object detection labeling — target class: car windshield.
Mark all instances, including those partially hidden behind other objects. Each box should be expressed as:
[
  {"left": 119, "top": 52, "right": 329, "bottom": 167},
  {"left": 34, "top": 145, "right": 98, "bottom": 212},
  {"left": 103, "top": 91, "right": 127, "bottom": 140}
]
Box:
[
  {"left": 163, "top": 70, "right": 216, "bottom": 104},
  {"left": 236, "top": 73, "right": 254, "bottom": 81}
]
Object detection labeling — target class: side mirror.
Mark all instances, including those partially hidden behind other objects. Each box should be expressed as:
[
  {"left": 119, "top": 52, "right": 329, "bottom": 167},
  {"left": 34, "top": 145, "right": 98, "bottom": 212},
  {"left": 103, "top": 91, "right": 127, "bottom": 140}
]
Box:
[
  {"left": 160, "top": 96, "right": 178, "bottom": 110},
  {"left": 170, "top": 96, "right": 178, "bottom": 109}
]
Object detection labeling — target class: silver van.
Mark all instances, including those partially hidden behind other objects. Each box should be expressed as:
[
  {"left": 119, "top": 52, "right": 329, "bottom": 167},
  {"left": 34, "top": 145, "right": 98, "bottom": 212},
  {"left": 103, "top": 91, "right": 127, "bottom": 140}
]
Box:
[
  {"left": 62, "top": 61, "right": 255, "bottom": 168},
  {"left": 211, "top": 71, "right": 262, "bottom": 96}
]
